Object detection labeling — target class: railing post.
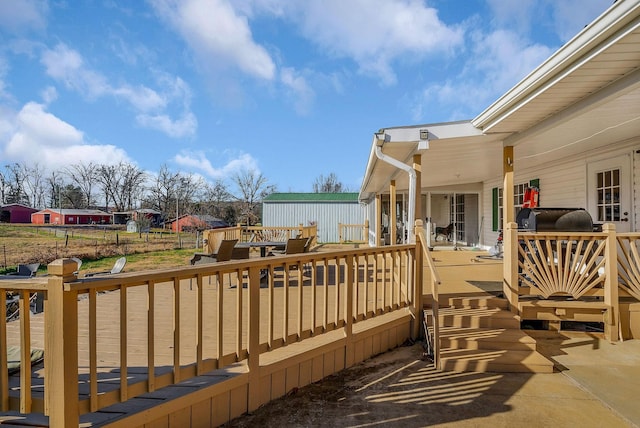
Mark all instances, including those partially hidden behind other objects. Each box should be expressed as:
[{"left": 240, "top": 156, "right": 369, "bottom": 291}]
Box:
[
  {"left": 344, "top": 254, "right": 355, "bottom": 368},
  {"left": 45, "top": 259, "right": 79, "bottom": 428},
  {"left": 247, "top": 265, "right": 262, "bottom": 411},
  {"left": 338, "top": 223, "right": 343, "bottom": 243},
  {"left": 603, "top": 223, "right": 619, "bottom": 341},
  {"left": 503, "top": 222, "right": 519, "bottom": 313},
  {"left": 412, "top": 220, "right": 424, "bottom": 340}
]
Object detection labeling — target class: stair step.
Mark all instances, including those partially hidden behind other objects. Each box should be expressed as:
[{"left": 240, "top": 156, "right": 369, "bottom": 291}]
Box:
[
  {"left": 439, "top": 348, "right": 554, "bottom": 373},
  {"left": 437, "top": 306, "right": 520, "bottom": 329},
  {"left": 439, "top": 296, "right": 509, "bottom": 310},
  {"left": 438, "top": 327, "right": 537, "bottom": 351}
]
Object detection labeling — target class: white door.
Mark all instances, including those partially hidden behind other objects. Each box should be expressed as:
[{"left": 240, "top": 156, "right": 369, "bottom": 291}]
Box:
[{"left": 587, "top": 155, "right": 632, "bottom": 232}]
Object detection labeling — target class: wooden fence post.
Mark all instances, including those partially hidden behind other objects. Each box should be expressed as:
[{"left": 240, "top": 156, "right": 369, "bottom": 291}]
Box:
[
  {"left": 45, "top": 259, "right": 79, "bottom": 428},
  {"left": 603, "top": 223, "right": 619, "bottom": 341}
]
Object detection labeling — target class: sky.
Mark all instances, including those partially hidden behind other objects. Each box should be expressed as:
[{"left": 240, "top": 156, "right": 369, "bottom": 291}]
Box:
[{"left": 0, "top": 0, "right": 614, "bottom": 195}]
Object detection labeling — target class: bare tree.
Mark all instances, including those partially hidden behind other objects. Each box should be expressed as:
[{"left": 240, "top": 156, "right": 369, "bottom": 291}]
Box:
[
  {"left": 4, "top": 163, "right": 28, "bottom": 205},
  {"left": 313, "top": 173, "right": 344, "bottom": 193},
  {"left": 232, "top": 169, "right": 275, "bottom": 225},
  {"left": 65, "top": 162, "right": 99, "bottom": 208},
  {"left": 97, "top": 162, "right": 146, "bottom": 211},
  {"left": 46, "top": 171, "right": 65, "bottom": 209},
  {"left": 145, "top": 164, "right": 180, "bottom": 218},
  {"left": 21, "top": 163, "right": 47, "bottom": 209},
  {"left": 201, "top": 179, "right": 231, "bottom": 218}
]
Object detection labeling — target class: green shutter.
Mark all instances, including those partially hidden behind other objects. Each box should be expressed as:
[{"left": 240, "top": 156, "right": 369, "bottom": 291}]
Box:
[{"left": 492, "top": 187, "right": 498, "bottom": 231}]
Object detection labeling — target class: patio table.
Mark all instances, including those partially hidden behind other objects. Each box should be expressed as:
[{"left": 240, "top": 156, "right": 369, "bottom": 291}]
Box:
[{"left": 236, "top": 241, "right": 286, "bottom": 257}]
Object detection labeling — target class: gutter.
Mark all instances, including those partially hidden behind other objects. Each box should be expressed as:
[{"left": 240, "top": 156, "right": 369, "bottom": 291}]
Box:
[{"left": 374, "top": 133, "right": 416, "bottom": 243}]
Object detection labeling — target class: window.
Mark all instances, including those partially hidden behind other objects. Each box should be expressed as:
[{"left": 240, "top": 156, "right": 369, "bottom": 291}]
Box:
[
  {"left": 492, "top": 179, "right": 538, "bottom": 231},
  {"left": 596, "top": 168, "right": 621, "bottom": 221}
]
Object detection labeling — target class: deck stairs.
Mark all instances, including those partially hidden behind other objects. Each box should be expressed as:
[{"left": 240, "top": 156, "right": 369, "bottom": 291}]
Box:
[{"left": 425, "top": 295, "right": 554, "bottom": 373}]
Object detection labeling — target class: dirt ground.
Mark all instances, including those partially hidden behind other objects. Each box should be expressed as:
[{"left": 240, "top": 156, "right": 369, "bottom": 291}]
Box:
[{"left": 224, "top": 340, "right": 634, "bottom": 428}]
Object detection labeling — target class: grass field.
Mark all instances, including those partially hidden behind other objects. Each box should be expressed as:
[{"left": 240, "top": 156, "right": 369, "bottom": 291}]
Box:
[{"left": 0, "top": 224, "right": 201, "bottom": 274}]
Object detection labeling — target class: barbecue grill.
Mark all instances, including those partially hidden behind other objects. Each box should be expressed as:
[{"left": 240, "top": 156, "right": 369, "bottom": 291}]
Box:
[{"left": 516, "top": 208, "right": 597, "bottom": 232}]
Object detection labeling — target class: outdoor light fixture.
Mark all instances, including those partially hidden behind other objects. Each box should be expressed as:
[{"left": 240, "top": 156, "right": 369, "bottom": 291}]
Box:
[
  {"left": 375, "top": 132, "right": 390, "bottom": 144},
  {"left": 420, "top": 129, "right": 428, "bottom": 140}
]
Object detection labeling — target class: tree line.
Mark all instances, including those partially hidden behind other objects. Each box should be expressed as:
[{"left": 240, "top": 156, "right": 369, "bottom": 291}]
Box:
[{"left": 0, "top": 162, "right": 347, "bottom": 226}]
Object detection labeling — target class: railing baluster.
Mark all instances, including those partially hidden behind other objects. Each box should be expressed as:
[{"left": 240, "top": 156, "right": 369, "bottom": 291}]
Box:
[
  {"left": 268, "top": 265, "right": 274, "bottom": 348},
  {"left": 297, "top": 261, "right": 303, "bottom": 339},
  {"left": 147, "top": 281, "right": 155, "bottom": 392},
  {"left": 0, "top": 290, "right": 7, "bottom": 412},
  {"left": 89, "top": 288, "right": 98, "bottom": 411},
  {"left": 322, "top": 257, "right": 328, "bottom": 331},
  {"left": 19, "top": 290, "right": 31, "bottom": 413},
  {"left": 216, "top": 272, "right": 223, "bottom": 362},
  {"left": 120, "top": 285, "right": 128, "bottom": 401},
  {"left": 236, "top": 268, "right": 243, "bottom": 359},
  {"left": 283, "top": 263, "right": 289, "bottom": 342},
  {"left": 196, "top": 274, "right": 203, "bottom": 375},
  {"left": 172, "top": 278, "right": 180, "bottom": 383}
]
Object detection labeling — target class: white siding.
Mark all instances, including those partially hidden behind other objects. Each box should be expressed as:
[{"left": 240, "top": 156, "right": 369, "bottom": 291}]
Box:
[
  {"left": 481, "top": 141, "right": 640, "bottom": 247},
  {"left": 263, "top": 202, "right": 366, "bottom": 243}
]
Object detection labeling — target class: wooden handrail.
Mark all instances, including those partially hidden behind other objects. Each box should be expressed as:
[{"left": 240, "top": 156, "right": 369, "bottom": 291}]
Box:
[
  {"left": 415, "top": 220, "right": 441, "bottom": 370},
  {"left": 0, "top": 243, "right": 413, "bottom": 424}
]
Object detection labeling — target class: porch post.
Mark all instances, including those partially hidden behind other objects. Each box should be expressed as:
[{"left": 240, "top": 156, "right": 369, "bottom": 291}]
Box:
[
  {"left": 413, "top": 154, "right": 422, "bottom": 224},
  {"left": 390, "top": 180, "right": 397, "bottom": 245},
  {"left": 375, "top": 194, "right": 382, "bottom": 247},
  {"left": 503, "top": 222, "right": 519, "bottom": 313},
  {"left": 603, "top": 223, "right": 619, "bottom": 341},
  {"left": 503, "top": 146, "right": 514, "bottom": 225},
  {"left": 45, "top": 259, "right": 79, "bottom": 428},
  {"left": 503, "top": 146, "right": 518, "bottom": 313}
]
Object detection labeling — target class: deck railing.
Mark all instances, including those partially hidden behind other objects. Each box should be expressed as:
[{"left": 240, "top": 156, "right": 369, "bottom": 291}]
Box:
[
  {"left": 202, "top": 224, "right": 318, "bottom": 253},
  {"left": 1, "top": 244, "right": 413, "bottom": 427},
  {"left": 503, "top": 222, "right": 629, "bottom": 340},
  {"left": 338, "top": 220, "right": 369, "bottom": 244},
  {"left": 415, "top": 220, "right": 441, "bottom": 369}
]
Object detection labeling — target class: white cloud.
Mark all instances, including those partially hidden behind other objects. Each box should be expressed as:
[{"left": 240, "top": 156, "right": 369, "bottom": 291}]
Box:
[
  {"left": 285, "top": 0, "right": 464, "bottom": 85},
  {"left": 40, "top": 43, "right": 196, "bottom": 137},
  {"left": 174, "top": 150, "right": 259, "bottom": 179},
  {"left": 0, "top": 0, "right": 48, "bottom": 34},
  {"left": 1, "top": 102, "right": 130, "bottom": 171},
  {"left": 413, "top": 28, "right": 554, "bottom": 121},
  {"left": 136, "top": 112, "right": 197, "bottom": 138},
  {"left": 549, "top": 0, "right": 612, "bottom": 42},
  {"left": 280, "top": 67, "right": 314, "bottom": 115},
  {"left": 150, "top": 0, "right": 276, "bottom": 81}
]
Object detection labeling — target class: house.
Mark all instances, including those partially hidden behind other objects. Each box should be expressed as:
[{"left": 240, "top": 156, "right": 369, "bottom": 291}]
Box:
[
  {"left": 31, "top": 208, "right": 112, "bottom": 225},
  {"left": 167, "top": 214, "right": 228, "bottom": 232},
  {"left": 262, "top": 192, "right": 366, "bottom": 243},
  {"left": 113, "top": 209, "right": 162, "bottom": 226},
  {"left": 360, "top": 0, "right": 640, "bottom": 250},
  {"left": 0, "top": 203, "right": 38, "bottom": 223}
]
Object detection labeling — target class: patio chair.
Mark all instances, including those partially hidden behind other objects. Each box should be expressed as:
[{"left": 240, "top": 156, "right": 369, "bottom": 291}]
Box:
[
  {"left": 71, "top": 257, "right": 82, "bottom": 275},
  {"left": 269, "top": 238, "right": 307, "bottom": 256},
  {"left": 85, "top": 257, "right": 127, "bottom": 277},
  {"left": 12, "top": 263, "right": 40, "bottom": 277},
  {"left": 190, "top": 239, "right": 238, "bottom": 265}
]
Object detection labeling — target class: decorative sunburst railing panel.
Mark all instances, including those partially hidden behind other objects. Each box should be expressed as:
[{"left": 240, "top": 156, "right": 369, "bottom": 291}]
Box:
[
  {"left": 616, "top": 235, "right": 640, "bottom": 300},
  {"left": 518, "top": 234, "right": 607, "bottom": 299}
]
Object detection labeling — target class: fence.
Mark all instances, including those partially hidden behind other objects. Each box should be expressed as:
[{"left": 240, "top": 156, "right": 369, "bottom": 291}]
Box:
[
  {"left": 202, "top": 224, "right": 318, "bottom": 254},
  {"left": 338, "top": 220, "right": 369, "bottom": 244},
  {"left": 1, "top": 243, "right": 414, "bottom": 426}
]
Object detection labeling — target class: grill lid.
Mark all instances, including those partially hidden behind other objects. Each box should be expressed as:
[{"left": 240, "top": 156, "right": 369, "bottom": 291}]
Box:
[{"left": 516, "top": 208, "right": 594, "bottom": 232}]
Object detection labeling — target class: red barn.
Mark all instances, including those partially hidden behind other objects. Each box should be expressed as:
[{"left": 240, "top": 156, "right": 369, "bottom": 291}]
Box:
[
  {"left": 31, "top": 209, "right": 112, "bottom": 225},
  {"left": 0, "top": 204, "right": 39, "bottom": 223}
]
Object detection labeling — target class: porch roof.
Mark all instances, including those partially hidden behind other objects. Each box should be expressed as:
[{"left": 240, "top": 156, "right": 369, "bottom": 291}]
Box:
[{"left": 359, "top": 0, "right": 640, "bottom": 201}]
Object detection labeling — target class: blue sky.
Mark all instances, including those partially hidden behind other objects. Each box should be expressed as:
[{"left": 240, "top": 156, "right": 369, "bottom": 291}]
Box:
[{"left": 0, "top": 0, "right": 613, "bottom": 194}]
